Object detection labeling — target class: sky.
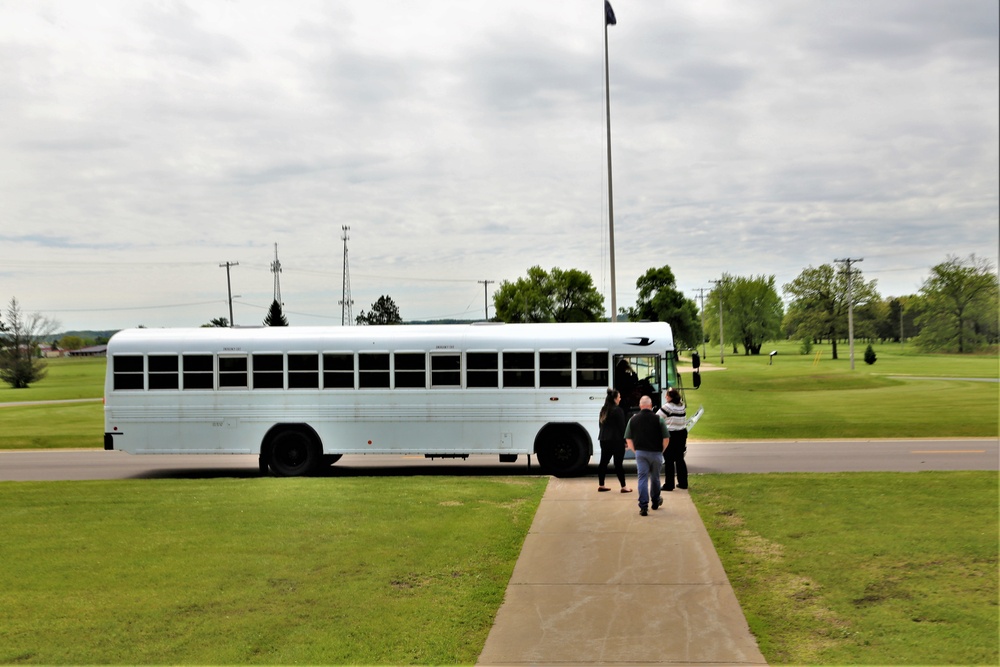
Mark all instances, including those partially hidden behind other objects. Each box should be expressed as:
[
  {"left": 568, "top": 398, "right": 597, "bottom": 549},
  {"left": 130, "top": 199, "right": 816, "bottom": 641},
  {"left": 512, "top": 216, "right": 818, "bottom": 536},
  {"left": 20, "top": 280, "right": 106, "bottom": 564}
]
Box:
[{"left": 1, "top": 0, "right": 997, "bottom": 332}]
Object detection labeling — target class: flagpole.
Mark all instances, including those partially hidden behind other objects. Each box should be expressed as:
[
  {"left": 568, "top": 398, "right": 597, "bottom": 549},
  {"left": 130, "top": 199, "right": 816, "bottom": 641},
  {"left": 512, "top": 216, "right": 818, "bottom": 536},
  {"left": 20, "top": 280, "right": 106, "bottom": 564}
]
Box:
[{"left": 604, "top": 2, "right": 617, "bottom": 322}]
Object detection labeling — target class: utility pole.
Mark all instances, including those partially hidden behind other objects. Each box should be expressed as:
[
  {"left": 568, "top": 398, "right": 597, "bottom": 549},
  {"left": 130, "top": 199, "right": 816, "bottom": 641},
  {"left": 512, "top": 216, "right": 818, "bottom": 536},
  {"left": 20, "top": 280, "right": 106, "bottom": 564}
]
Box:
[
  {"left": 478, "top": 280, "right": 494, "bottom": 321},
  {"left": 604, "top": 1, "right": 617, "bottom": 321},
  {"left": 835, "top": 257, "right": 863, "bottom": 370},
  {"left": 219, "top": 261, "right": 239, "bottom": 327},
  {"left": 710, "top": 278, "right": 727, "bottom": 365},
  {"left": 339, "top": 226, "right": 354, "bottom": 326},
  {"left": 693, "top": 287, "right": 708, "bottom": 359},
  {"left": 270, "top": 243, "right": 282, "bottom": 305}
]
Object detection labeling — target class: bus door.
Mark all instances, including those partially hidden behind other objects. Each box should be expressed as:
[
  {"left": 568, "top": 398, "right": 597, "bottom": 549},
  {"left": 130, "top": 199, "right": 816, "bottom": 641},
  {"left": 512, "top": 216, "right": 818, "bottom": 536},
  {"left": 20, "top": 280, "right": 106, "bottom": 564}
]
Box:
[{"left": 613, "top": 354, "right": 662, "bottom": 416}]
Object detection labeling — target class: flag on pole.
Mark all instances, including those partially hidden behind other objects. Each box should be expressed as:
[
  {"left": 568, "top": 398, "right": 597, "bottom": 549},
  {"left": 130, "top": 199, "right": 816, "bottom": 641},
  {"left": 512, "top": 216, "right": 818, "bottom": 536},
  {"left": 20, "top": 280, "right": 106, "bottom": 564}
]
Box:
[{"left": 605, "top": 1, "right": 617, "bottom": 26}]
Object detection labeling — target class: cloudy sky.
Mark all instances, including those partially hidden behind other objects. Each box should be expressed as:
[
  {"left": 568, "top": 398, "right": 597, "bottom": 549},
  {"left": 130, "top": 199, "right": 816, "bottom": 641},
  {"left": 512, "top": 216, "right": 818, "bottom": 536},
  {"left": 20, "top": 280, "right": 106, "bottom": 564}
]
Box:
[{"left": 2, "top": 0, "right": 997, "bottom": 331}]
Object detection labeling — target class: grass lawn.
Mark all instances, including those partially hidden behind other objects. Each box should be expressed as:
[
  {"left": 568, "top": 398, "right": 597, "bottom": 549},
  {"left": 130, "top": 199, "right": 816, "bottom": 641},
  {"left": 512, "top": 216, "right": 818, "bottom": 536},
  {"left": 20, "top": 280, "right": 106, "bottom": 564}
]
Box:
[
  {"left": 691, "top": 471, "right": 999, "bottom": 666},
  {"left": 0, "top": 476, "right": 547, "bottom": 665},
  {"left": 687, "top": 342, "right": 998, "bottom": 439},
  {"left": 0, "top": 345, "right": 996, "bottom": 449}
]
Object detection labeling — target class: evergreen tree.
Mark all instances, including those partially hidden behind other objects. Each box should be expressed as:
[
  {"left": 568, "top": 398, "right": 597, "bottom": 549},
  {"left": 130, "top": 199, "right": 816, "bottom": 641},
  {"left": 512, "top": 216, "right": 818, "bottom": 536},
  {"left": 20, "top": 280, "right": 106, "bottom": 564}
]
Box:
[
  {"left": 356, "top": 295, "right": 403, "bottom": 325},
  {"left": 263, "top": 300, "right": 289, "bottom": 326}
]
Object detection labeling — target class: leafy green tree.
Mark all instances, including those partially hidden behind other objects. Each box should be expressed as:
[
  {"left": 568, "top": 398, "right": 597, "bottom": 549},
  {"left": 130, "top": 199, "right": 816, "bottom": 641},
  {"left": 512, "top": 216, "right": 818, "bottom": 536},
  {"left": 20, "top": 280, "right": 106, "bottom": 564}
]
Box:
[
  {"left": 0, "top": 297, "right": 59, "bottom": 389},
  {"left": 494, "top": 266, "right": 604, "bottom": 323},
  {"left": 915, "top": 254, "right": 998, "bottom": 353},
  {"left": 58, "top": 335, "right": 85, "bottom": 351},
  {"left": 202, "top": 317, "right": 229, "bottom": 328},
  {"left": 356, "top": 295, "right": 403, "bottom": 325},
  {"left": 705, "top": 274, "right": 784, "bottom": 355},
  {"left": 782, "top": 264, "right": 879, "bottom": 360},
  {"left": 624, "top": 265, "right": 701, "bottom": 348},
  {"left": 263, "top": 300, "right": 289, "bottom": 326}
]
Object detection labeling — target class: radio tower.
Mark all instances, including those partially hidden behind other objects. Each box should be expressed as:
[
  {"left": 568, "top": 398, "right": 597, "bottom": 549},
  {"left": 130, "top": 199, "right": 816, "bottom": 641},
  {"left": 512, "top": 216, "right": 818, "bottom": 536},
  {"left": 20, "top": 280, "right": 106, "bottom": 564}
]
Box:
[
  {"left": 339, "top": 226, "right": 354, "bottom": 326},
  {"left": 270, "top": 243, "right": 282, "bottom": 305}
]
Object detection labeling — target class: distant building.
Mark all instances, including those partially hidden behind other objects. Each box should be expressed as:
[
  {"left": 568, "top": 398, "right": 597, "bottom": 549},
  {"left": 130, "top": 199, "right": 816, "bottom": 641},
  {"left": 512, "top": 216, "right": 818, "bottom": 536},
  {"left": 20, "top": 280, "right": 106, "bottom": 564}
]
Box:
[{"left": 68, "top": 345, "right": 108, "bottom": 357}]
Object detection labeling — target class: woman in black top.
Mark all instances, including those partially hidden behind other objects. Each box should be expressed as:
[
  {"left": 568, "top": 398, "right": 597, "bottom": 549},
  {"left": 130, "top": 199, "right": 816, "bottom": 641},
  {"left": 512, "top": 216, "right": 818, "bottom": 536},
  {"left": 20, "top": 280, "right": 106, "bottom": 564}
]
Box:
[{"left": 597, "top": 388, "right": 631, "bottom": 492}]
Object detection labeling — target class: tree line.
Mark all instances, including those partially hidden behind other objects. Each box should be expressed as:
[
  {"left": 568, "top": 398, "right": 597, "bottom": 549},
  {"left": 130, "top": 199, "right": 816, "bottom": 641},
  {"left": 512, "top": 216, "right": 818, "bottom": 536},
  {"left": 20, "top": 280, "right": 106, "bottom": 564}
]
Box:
[
  {"left": 487, "top": 254, "right": 998, "bottom": 358},
  {"left": 2, "top": 254, "right": 995, "bottom": 389}
]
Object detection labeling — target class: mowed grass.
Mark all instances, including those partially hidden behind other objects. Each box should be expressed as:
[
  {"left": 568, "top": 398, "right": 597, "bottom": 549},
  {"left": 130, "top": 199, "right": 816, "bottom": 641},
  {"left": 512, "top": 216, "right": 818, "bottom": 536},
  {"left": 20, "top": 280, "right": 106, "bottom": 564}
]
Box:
[
  {"left": 0, "top": 356, "right": 105, "bottom": 402},
  {"left": 0, "top": 476, "right": 547, "bottom": 665},
  {"left": 691, "top": 471, "right": 999, "bottom": 666},
  {"left": 688, "top": 342, "right": 999, "bottom": 439},
  {"left": 0, "top": 345, "right": 997, "bottom": 449}
]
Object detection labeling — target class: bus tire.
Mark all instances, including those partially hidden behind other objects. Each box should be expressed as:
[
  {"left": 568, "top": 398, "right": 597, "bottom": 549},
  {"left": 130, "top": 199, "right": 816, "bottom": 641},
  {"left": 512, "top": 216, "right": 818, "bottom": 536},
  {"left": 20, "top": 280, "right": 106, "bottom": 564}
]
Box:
[
  {"left": 266, "top": 428, "right": 320, "bottom": 477},
  {"left": 535, "top": 426, "right": 590, "bottom": 478},
  {"left": 322, "top": 454, "right": 343, "bottom": 467}
]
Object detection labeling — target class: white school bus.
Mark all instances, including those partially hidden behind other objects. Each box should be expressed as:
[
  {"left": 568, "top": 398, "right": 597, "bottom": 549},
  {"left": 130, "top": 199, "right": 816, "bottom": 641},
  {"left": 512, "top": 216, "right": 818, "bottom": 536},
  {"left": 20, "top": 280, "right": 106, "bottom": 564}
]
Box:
[{"left": 104, "top": 322, "right": 701, "bottom": 477}]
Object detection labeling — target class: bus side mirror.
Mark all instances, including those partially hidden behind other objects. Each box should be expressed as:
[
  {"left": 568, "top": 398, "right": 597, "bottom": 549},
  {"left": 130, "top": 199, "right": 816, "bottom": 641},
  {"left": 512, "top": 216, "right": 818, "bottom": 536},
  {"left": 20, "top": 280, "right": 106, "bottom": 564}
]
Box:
[
  {"left": 691, "top": 351, "right": 700, "bottom": 369},
  {"left": 692, "top": 370, "right": 701, "bottom": 389}
]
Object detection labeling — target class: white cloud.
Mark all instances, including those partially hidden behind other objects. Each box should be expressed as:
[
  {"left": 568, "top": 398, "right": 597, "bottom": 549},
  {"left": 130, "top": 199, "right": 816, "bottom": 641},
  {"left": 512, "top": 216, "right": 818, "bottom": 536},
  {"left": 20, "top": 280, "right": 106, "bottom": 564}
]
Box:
[{"left": 1, "top": 0, "right": 996, "bottom": 329}]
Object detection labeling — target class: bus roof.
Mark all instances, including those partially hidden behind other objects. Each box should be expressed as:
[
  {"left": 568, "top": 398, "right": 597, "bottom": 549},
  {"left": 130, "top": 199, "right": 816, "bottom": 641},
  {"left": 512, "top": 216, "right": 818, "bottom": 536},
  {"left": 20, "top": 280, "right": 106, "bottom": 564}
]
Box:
[{"left": 107, "top": 322, "right": 675, "bottom": 355}]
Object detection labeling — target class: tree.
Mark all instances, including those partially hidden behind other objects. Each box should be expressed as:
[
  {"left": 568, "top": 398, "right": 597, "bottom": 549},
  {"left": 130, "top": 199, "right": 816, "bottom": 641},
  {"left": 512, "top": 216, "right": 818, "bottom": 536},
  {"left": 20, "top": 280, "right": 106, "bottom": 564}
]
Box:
[
  {"left": 914, "top": 254, "right": 999, "bottom": 353},
  {"left": 782, "top": 264, "right": 879, "bottom": 360},
  {"left": 263, "top": 300, "right": 289, "bottom": 326},
  {"left": 493, "top": 266, "right": 604, "bottom": 323},
  {"left": 58, "top": 335, "right": 85, "bottom": 351},
  {"left": 623, "top": 266, "right": 701, "bottom": 348},
  {"left": 705, "top": 275, "right": 784, "bottom": 355},
  {"left": 0, "top": 297, "right": 60, "bottom": 389},
  {"left": 356, "top": 295, "right": 403, "bottom": 325},
  {"left": 864, "top": 344, "right": 877, "bottom": 365},
  {"left": 202, "top": 317, "right": 229, "bottom": 328}
]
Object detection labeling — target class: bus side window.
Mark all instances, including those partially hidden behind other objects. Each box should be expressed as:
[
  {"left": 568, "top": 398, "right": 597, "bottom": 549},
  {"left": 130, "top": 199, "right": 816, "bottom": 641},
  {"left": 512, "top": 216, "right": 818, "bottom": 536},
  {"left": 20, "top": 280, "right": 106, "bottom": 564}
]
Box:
[
  {"left": 288, "top": 353, "right": 320, "bottom": 389},
  {"left": 323, "top": 353, "right": 354, "bottom": 389},
  {"left": 182, "top": 354, "right": 214, "bottom": 390},
  {"left": 576, "top": 351, "right": 609, "bottom": 387},
  {"left": 539, "top": 352, "right": 572, "bottom": 387},
  {"left": 219, "top": 356, "right": 248, "bottom": 389},
  {"left": 502, "top": 351, "right": 535, "bottom": 388},
  {"left": 359, "top": 353, "right": 390, "bottom": 389},
  {"left": 252, "top": 353, "right": 284, "bottom": 389},
  {"left": 394, "top": 352, "right": 426, "bottom": 389},
  {"left": 431, "top": 353, "right": 461, "bottom": 387},
  {"left": 148, "top": 355, "right": 179, "bottom": 390},
  {"left": 467, "top": 352, "right": 498, "bottom": 388},
  {"left": 112, "top": 355, "right": 145, "bottom": 391}
]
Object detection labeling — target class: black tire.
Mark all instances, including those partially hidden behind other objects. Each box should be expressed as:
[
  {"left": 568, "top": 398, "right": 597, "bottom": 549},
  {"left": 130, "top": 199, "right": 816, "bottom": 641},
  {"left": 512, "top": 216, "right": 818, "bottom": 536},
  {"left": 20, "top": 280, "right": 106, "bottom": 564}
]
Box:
[
  {"left": 536, "top": 428, "right": 590, "bottom": 477},
  {"left": 322, "top": 454, "right": 343, "bottom": 467},
  {"left": 268, "top": 429, "right": 320, "bottom": 477}
]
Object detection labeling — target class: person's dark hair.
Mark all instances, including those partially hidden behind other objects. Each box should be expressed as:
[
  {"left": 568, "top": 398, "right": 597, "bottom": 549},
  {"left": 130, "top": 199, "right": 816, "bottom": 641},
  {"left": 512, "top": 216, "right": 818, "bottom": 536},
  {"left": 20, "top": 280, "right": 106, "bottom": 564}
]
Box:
[
  {"left": 666, "top": 387, "right": 682, "bottom": 405},
  {"left": 599, "top": 388, "right": 619, "bottom": 424}
]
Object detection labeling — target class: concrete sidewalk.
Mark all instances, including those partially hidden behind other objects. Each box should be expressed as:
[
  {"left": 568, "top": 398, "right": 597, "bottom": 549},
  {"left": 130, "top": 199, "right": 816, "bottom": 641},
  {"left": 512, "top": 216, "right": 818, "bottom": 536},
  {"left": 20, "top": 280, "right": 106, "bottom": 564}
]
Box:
[{"left": 478, "top": 477, "right": 768, "bottom": 666}]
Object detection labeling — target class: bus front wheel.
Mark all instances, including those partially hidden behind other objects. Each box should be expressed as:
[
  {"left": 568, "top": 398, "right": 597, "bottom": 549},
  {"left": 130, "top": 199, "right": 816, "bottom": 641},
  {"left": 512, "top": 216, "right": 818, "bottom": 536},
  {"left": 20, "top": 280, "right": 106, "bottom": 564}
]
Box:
[
  {"left": 267, "top": 429, "right": 320, "bottom": 477},
  {"left": 536, "top": 428, "right": 589, "bottom": 478}
]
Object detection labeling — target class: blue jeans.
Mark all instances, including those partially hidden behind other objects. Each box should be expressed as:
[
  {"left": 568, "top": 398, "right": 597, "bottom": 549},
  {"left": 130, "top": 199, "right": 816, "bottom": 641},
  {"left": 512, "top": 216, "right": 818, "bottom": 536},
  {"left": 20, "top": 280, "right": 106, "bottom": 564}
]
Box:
[{"left": 634, "top": 450, "right": 662, "bottom": 511}]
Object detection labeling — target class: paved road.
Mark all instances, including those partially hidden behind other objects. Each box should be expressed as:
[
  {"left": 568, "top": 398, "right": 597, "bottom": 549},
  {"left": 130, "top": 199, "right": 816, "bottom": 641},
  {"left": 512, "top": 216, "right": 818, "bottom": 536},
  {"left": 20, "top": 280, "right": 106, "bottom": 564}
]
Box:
[{"left": 1, "top": 438, "right": 996, "bottom": 481}]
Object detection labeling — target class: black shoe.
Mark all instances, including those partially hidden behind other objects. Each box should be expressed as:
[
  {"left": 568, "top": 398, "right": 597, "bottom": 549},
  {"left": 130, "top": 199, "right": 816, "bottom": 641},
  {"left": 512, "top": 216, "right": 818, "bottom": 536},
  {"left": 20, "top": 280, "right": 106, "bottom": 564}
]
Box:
[
  {"left": 653, "top": 496, "right": 663, "bottom": 510},
  {"left": 639, "top": 507, "right": 648, "bottom": 516},
  {"left": 677, "top": 484, "right": 688, "bottom": 489},
  {"left": 662, "top": 487, "right": 674, "bottom": 492}
]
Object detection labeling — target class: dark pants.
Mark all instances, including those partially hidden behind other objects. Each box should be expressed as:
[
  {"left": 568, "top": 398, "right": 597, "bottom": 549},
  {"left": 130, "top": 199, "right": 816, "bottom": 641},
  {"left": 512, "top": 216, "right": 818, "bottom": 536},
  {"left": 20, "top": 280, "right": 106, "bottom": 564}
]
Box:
[
  {"left": 662, "top": 429, "right": 688, "bottom": 490},
  {"left": 598, "top": 440, "right": 626, "bottom": 487}
]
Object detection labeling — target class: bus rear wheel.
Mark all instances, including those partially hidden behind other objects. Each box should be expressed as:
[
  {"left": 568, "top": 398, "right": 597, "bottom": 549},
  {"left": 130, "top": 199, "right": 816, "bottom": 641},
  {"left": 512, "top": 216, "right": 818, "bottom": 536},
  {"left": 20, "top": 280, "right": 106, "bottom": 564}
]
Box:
[
  {"left": 536, "top": 428, "right": 589, "bottom": 478},
  {"left": 267, "top": 429, "right": 320, "bottom": 477}
]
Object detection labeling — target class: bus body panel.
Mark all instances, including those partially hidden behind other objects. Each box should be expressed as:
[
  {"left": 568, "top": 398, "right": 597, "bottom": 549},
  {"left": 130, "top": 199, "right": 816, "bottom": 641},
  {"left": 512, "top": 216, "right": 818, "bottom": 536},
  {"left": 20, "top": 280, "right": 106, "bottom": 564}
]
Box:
[{"left": 104, "top": 322, "right": 678, "bottom": 475}]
